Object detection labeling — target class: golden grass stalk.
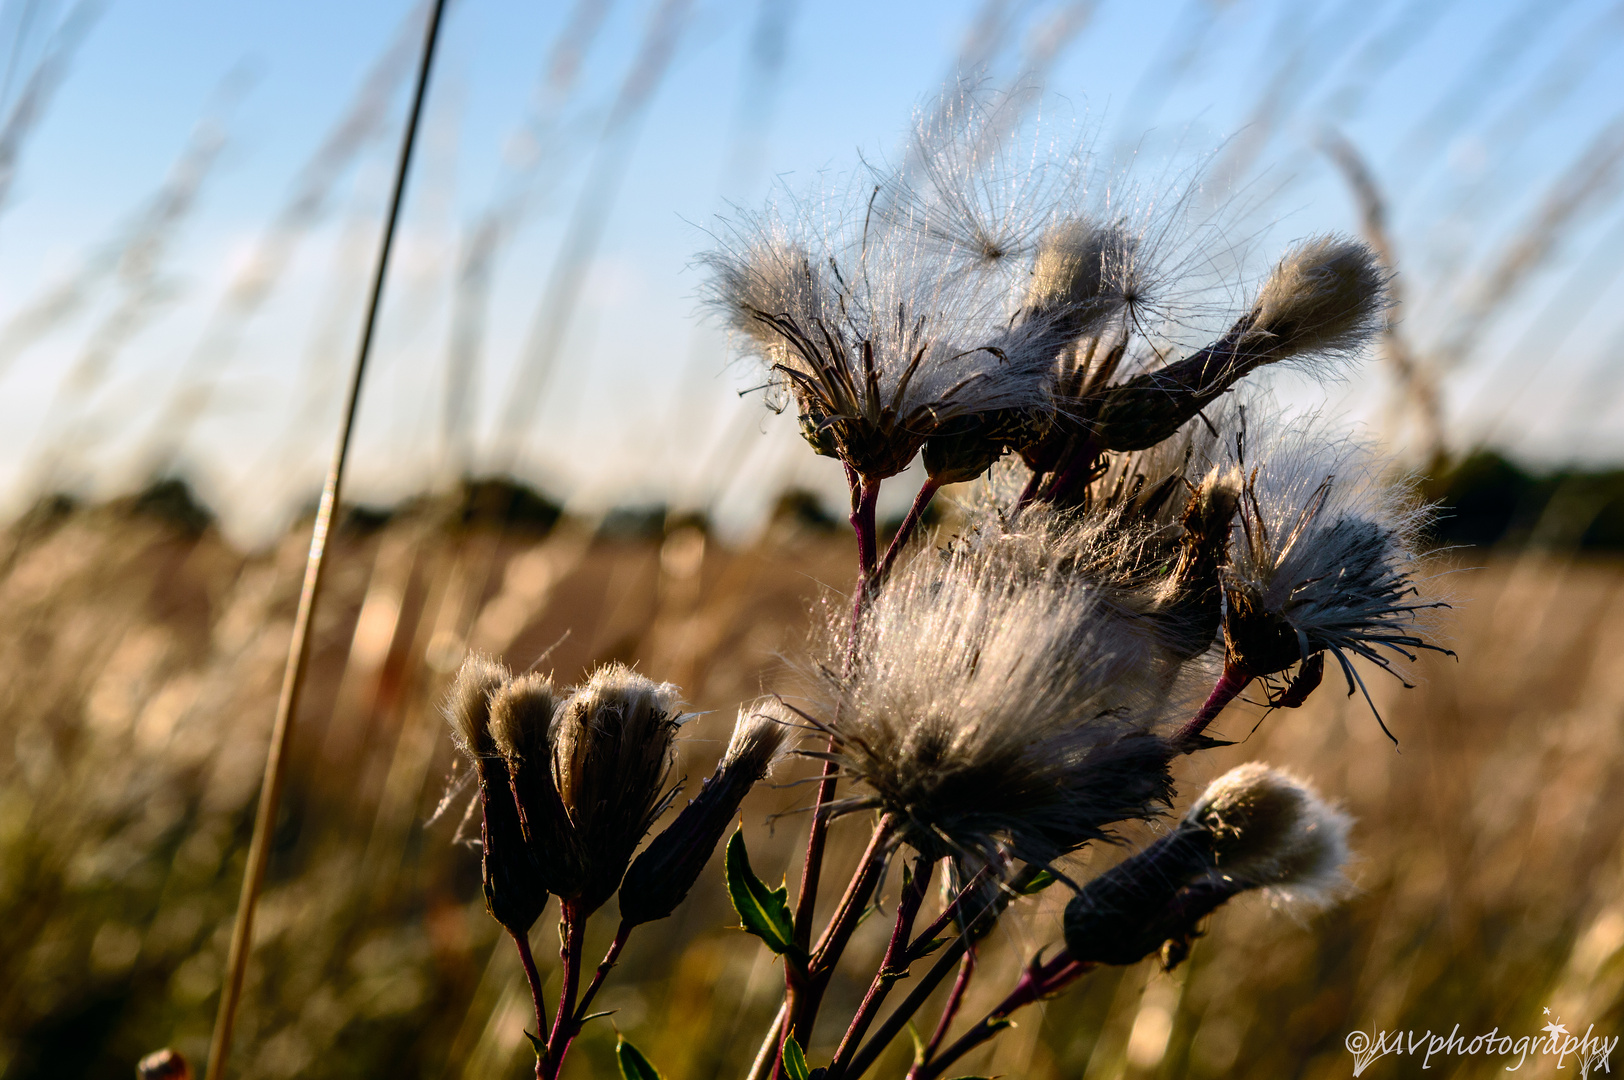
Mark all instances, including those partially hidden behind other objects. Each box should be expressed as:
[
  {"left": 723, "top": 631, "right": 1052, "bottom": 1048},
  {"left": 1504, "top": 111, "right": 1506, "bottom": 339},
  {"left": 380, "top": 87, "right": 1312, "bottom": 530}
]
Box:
[{"left": 201, "top": 3, "right": 451, "bottom": 1076}]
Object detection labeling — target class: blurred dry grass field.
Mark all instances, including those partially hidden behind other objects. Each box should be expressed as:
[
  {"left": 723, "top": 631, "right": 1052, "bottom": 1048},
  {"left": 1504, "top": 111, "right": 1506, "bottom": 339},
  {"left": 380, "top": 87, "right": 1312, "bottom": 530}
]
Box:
[{"left": 2, "top": 491, "right": 1623, "bottom": 1079}]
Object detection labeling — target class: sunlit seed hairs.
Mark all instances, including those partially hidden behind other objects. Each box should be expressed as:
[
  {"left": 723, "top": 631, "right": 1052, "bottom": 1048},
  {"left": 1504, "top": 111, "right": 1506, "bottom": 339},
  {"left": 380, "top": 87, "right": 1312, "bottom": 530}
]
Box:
[
  {"left": 807, "top": 520, "right": 1181, "bottom": 866},
  {"left": 1220, "top": 422, "right": 1450, "bottom": 726},
  {"left": 705, "top": 222, "right": 1069, "bottom": 480},
  {"left": 1187, "top": 762, "right": 1351, "bottom": 905},
  {"left": 1246, "top": 235, "right": 1388, "bottom": 362},
  {"left": 488, "top": 672, "right": 584, "bottom": 901},
  {"left": 445, "top": 653, "right": 508, "bottom": 758},
  {"left": 554, "top": 662, "right": 684, "bottom": 914},
  {"left": 1143, "top": 464, "right": 1243, "bottom": 661},
  {"left": 1087, "top": 236, "right": 1386, "bottom": 453},
  {"left": 445, "top": 654, "right": 549, "bottom": 935},
  {"left": 618, "top": 700, "right": 793, "bottom": 928},
  {"left": 1062, "top": 763, "right": 1351, "bottom": 968}
]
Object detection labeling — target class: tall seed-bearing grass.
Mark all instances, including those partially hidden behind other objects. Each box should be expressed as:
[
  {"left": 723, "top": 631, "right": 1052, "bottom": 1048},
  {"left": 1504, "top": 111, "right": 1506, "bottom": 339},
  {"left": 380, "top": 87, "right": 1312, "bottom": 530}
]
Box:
[{"left": 431, "top": 85, "right": 1452, "bottom": 1080}]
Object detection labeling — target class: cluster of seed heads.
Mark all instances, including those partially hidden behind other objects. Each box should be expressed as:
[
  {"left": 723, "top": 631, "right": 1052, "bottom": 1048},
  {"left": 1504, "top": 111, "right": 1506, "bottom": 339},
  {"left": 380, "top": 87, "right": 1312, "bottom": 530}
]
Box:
[{"left": 445, "top": 86, "right": 1450, "bottom": 1080}]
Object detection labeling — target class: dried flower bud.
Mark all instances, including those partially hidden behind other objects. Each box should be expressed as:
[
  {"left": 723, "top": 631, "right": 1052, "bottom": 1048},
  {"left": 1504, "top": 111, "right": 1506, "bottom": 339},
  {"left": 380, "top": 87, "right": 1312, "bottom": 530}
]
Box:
[
  {"left": 1145, "top": 466, "right": 1242, "bottom": 660},
  {"left": 555, "top": 663, "right": 684, "bottom": 914},
  {"left": 446, "top": 655, "right": 549, "bottom": 936},
  {"left": 1088, "top": 237, "right": 1385, "bottom": 452},
  {"left": 1187, "top": 762, "right": 1351, "bottom": 904},
  {"left": 618, "top": 701, "right": 792, "bottom": 927},
  {"left": 489, "top": 673, "right": 586, "bottom": 901},
  {"left": 921, "top": 408, "right": 1050, "bottom": 485},
  {"left": 1247, "top": 236, "right": 1387, "bottom": 362},
  {"left": 137, "top": 1049, "right": 192, "bottom": 1080},
  {"left": 1024, "top": 219, "right": 1140, "bottom": 337},
  {"left": 1063, "top": 763, "right": 1350, "bottom": 967}
]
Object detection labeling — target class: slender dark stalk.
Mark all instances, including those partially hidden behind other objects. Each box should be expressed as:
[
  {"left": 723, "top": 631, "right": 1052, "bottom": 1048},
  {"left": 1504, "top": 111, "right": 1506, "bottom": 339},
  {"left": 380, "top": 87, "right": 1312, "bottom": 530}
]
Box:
[
  {"left": 844, "top": 866, "right": 1041, "bottom": 1080},
  {"left": 851, "top": 476, "right": 882, "bottom": 582},
  {"left": 829, "top": 854, "right": 933, "bottom": 1076},
  {"left": 920, "top": 949, "right": 975, "bottom": 1065},
  {"left": 787, "top": 815, "right": 896, "bottom": 1051},
  {"left": 1175, "top": 661, "right": 1252, "bottom": 746},
  {"left": 202, "top": 4, "right": 448, "bottom": 1078},
  {"left": 510, "top": 928, "right": 551, "bottom": 1078},
  {"left": 745, "top": 1003, "right": 789, "bottom": 1080},
  {"left": 542, "top": 903, "right": 587, "bottom": 1080},
  {"left": 904, "top": 865, "right": 991, "bottom": 961},
  {"left": 910, "top": 954, "right": 1095, "bottom": 1080},
  {"left": 875, "top": 476, "right": 940, "bottom": 587},
  {"left": 536, "top": 920, "right": 632, "bottom": 1073}
]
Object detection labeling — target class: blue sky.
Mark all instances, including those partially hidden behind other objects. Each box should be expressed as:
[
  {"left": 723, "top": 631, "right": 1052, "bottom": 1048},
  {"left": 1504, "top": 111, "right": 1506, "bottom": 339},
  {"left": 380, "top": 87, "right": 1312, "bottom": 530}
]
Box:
[{"left": 2, "top": 0, "right": 1623, "bottom": 543}]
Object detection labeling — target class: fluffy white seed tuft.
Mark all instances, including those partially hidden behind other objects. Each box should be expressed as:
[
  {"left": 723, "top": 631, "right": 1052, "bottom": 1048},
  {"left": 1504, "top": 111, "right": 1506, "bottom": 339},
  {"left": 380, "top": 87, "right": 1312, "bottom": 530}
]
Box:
[{"left": 1187, "top": 762, "right": 1352, "bottom": 907}]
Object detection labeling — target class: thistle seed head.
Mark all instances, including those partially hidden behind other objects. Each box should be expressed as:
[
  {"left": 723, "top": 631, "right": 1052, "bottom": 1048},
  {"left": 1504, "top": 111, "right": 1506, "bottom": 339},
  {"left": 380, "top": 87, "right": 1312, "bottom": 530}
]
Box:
[
  {"left": 1187, "top": 762, "right": 1352, "bottom": 905},
  {"left": 445, "top": 653, "right": 508, "bottom": 758},
  {"left": 1246, "top": 235, "right": 1387, "bottom": 363},
  {"left": 444, "top": 654, "right": 550, "bottom": 935},
  {"left": 1220, "top": 422, "right": 1450, "bottom": 720},
  {"left": 720, "top": 697, "right": 795, "bottom": 781},
  {"left": 1063, "top": 761, "right": 1352, "bottom": 967},
  {"left": 1026, "top": 219, "right": 1141, "bottom": 328},
  {"left": 488, "top": 673, "right": 585, "bottom": 901},
  {"left": 618, "top": 701, "right": 793, "bottom": 927},
  {"left": 1085, "top": 237, "right": 1385, "bottom": 453},
  {"left": 808, "top": 518, "right": 1182, "bottom": 866},
  {"left": 554, "top": 663, "right": 684, "bottom": 914}
]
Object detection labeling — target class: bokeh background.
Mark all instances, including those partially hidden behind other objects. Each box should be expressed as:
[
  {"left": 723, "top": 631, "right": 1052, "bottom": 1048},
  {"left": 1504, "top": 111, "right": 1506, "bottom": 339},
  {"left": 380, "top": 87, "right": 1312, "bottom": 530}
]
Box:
[{"left": 5, "top": 0, "right": 1624, "bottom": 1077}]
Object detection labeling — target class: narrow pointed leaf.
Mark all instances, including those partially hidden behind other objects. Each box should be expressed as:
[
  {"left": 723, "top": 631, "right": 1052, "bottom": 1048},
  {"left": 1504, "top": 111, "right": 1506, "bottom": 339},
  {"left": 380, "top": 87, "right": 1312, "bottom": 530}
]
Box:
[
  {"left": 616, "top": 1037, "right": 665, "bottom": 1080},
  {"left": 725, "top": 829, "right": 799, "bottom": 957},
  {"left": 1019, "top": 870, "right": 1058, "bottom": 894},
  {"left": 782, "top": 1036, "right": 811, "bottom": 1080}
]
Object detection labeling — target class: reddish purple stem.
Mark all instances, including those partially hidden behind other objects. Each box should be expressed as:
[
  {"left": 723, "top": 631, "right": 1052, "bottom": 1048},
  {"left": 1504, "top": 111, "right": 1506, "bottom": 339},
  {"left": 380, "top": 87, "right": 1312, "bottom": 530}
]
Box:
[
  {"left": 509, "top": 927, "right": 551, "bottom": 1079},
  {"left": 875, "top": 477, "right": 941, "bottom": 586},
  {"left": 1175, "top": 662, "right": 1253, "bottom": 746}
]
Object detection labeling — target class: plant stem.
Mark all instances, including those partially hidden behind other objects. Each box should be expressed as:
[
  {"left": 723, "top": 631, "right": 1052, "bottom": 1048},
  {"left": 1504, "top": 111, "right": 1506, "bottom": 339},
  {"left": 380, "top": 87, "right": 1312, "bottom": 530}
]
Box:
[
  {"left": 536, "top": 919, "right": 632, "bottom": 1073},
  {"left": 765, "top": 468, "right": 884, "bottom": 1074},
  {"left": 910, "top": 954, "right": 1095, "bottom": 1080},
  {"left": 509, "top": 927, "right": 551, "bottom": 1078},
  {"left": 542, "top": 903, "right": 586, "bottom": 1080},
  {"left": 746, "top": 1003, "right": 789, "bottom": 1080},
  {"left": 844, "top": 865, "right": 1040, "bottom": 1079},
  {"left": 851, "top": 476, "right": 882, "bottom": 582},
  {"left": 904, "top": 865, "right": 990, "bottom": 961},
  {"left": 829, "top": 854, "right": 933, "bottom": 1076},
  {"left": 1175, "top": 661, "right": 1252, "bottom": 746},
  {"left": 201, "top": 5, "right": 449, "bottom": 1078},
  {"left": 573, "top": 921, "right": 632, "bottom": 1024},
  {"left": 875, "top": 477, "right": 940, "bottom": 587},
  {"left": 920, "top": 949, "right": 975, "bottom": 1065},
  {"left": 786, "top": 814, "right": 896, "bottom": 1051}
]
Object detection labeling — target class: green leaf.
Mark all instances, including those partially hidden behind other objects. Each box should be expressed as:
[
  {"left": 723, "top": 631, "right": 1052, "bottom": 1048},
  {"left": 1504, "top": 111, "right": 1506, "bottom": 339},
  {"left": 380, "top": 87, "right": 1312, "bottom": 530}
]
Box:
[
  {"left": 524, "top": 1031, "right": 547, "bottom": 1063},
  {"left": 725, "top": 829, "right": 800, "bottom": 958},
  {"left": 1018, "top": 870, "right": 1057, "bottom": 894},
  {"left": 616, "top": 1037, "right": 665, "bottom": 1080},
  {"left": 907, "top": 1021, "right": 926, "bottom": 1065},
  {"left": 782, "top": 1036, "right": 811, "bottom": 1080}
]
